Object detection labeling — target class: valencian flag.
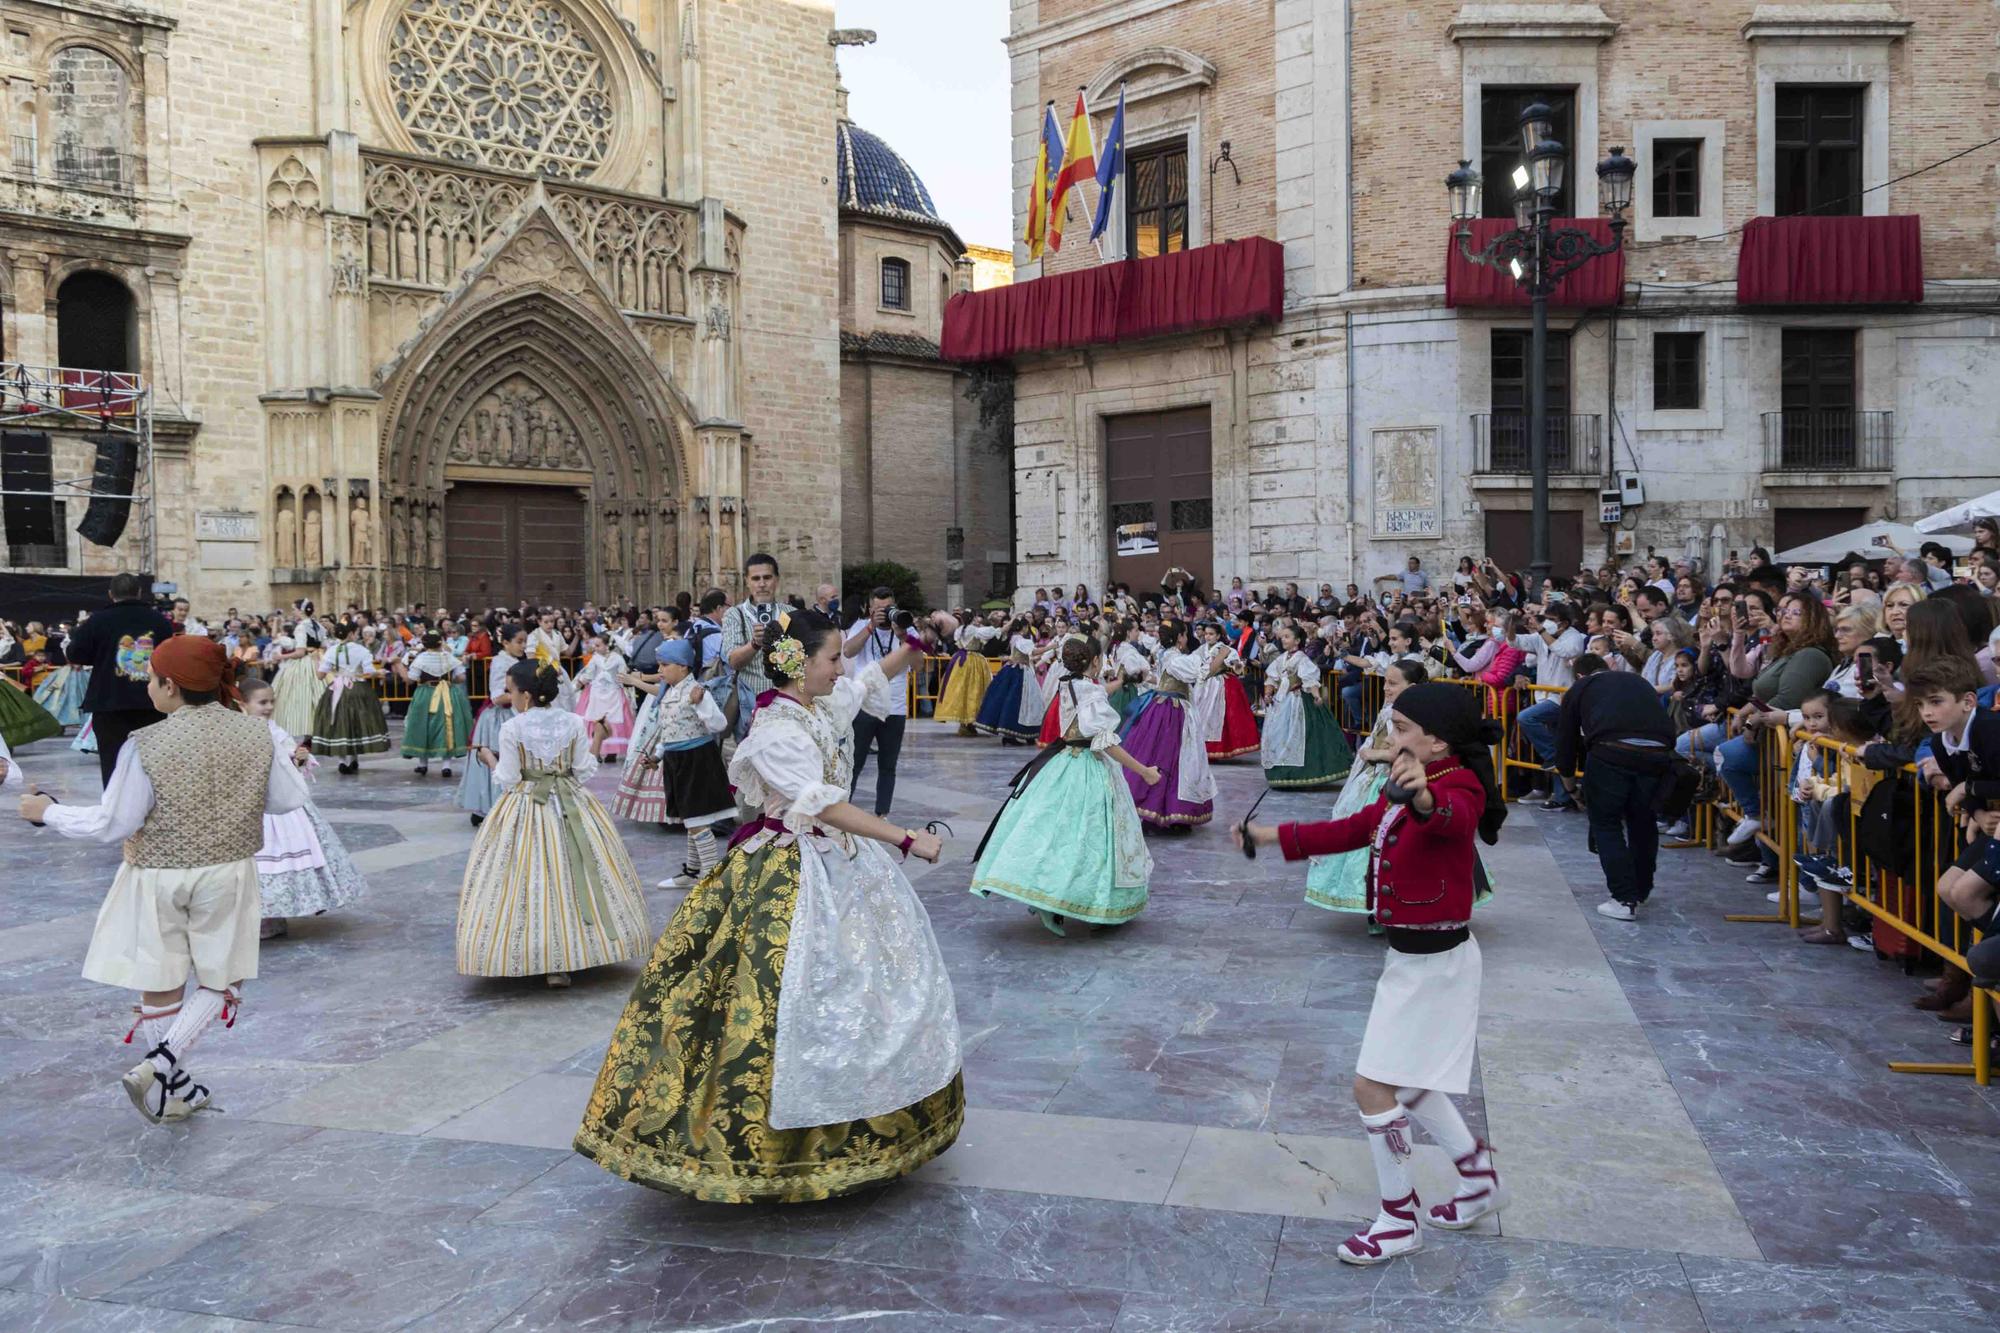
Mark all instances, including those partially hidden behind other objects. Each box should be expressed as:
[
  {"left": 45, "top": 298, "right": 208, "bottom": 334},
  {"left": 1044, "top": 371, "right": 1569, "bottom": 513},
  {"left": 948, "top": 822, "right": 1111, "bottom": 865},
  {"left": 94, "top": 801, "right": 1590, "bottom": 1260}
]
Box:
[
  {"left": 1046, "top": 88, "right": 1096, "bottom": 254},
  {"left": 1024, "top": 102, "right": 1063, "bottom": 260},
  {"left": 1089, "top": 83, "right": 1126, "bottom": 248}
]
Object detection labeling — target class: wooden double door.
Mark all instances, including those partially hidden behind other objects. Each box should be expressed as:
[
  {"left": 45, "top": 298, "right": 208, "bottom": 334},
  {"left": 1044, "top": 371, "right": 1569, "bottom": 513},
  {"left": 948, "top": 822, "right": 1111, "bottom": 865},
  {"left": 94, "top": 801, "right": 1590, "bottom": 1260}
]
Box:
[
  {"left": 444, "top": 481, "right": 587, "bottom": 611},
  {"left": 1106, "top": 408, "right": 1213, "bottom": 594}
]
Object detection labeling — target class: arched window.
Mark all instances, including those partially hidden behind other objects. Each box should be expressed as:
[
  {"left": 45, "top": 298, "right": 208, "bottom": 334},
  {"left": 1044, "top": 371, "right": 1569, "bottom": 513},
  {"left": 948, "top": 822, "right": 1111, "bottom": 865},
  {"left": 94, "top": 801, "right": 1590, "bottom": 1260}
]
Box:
[
  {"left": 56, "top": 271, "right": 136, "bottom": 373},
  {"left": 48, "top": 46, "right": 132, "bottom": 190},
  {"left": 880, "top": 256, "right": 910, "bottom": 311}
]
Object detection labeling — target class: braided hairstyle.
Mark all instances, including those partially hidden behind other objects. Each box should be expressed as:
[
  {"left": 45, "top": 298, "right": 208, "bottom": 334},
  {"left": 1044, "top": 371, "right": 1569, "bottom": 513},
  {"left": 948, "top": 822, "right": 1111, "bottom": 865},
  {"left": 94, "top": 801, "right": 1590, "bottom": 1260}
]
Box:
[
  {"left": 1059, "top": 633, "right": 1101, "bottom": 678},
  {"left": 506, "top": 658, "right": 561, "bottom": 706}
]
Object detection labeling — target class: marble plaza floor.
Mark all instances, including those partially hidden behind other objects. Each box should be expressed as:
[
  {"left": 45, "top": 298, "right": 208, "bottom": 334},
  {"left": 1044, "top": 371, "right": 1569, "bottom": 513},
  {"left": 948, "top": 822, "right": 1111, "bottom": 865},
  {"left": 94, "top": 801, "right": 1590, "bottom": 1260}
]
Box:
[{"left": 3, "top": 720, "right": 1999, "bottom": 1331}]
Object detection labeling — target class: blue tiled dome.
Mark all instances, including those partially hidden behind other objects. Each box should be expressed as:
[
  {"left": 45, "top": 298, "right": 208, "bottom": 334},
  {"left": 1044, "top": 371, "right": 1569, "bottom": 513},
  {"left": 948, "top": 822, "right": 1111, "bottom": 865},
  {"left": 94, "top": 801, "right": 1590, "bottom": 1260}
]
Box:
[{"left": 837, "top": 119, "right": 941, "bottom": 225}]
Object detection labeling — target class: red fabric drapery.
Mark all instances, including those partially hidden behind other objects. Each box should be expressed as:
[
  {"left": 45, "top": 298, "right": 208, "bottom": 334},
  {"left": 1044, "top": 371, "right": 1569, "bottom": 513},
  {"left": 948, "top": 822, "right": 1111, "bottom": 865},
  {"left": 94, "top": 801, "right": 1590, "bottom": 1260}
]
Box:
[
  {"left": 940, "top": 237, "right": 1284, "bottom": 363},
  {"left": 1443, "top": 218, "right": 1625, "bottom": 309},
  {"left": 1736, "top": 215, "right": 1923, "bottom": 305}
]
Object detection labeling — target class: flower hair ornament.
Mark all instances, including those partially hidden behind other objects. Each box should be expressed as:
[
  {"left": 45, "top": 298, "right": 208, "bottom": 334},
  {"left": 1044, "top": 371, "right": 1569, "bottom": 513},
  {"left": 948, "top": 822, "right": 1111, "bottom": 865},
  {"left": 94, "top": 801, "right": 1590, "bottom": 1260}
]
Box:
[{"left": 765, "top": 610, "right": 807, "bottom": 679}]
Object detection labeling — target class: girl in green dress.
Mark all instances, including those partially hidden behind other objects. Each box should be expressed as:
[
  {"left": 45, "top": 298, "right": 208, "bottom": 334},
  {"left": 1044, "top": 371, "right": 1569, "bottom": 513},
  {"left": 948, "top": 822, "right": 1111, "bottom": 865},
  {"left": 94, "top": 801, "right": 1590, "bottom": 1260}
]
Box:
[
  {"left": 1305, "top": 657, "right": 1426, "bottom": 917},
  {"left": 1260, "top": 622, "right": 1354, "bottom": 789},
  {"left": 971, "top": 633, "right": 1160, "bottom": 936}
]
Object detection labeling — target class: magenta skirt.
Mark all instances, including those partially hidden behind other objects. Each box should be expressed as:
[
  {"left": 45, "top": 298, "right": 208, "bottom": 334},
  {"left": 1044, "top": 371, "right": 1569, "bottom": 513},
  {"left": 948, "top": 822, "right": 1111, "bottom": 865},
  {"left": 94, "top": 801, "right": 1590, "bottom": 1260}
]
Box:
[{"left": 1120, "top": 694, "right": 1213, "bottom": 828}]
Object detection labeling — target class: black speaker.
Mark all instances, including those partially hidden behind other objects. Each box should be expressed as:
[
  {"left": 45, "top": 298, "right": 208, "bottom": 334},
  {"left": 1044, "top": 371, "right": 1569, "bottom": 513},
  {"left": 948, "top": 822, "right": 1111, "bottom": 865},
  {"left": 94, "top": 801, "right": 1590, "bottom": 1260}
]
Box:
[
  {"left": 75, "top": 433, "right": 137, "bottom": 548},
  {"left": 1, "top": 430, "right": 56, "bottom": 547}
]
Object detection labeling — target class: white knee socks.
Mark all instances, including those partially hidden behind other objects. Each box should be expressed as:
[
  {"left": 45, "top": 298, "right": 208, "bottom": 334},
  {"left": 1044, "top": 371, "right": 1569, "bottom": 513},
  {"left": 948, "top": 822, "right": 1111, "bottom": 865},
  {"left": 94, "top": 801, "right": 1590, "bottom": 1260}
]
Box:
[
  {"left": 152, "top": 985, "right": 238, "bottom": 1072},
  {"left": 1398, "top": 1087, "right": 1477, "bottom": 1159},
  {"left": 129, "top": 1003, "right": 180, "bottom": 1065},
  {"left": 1360, "top": 1105, "right": 1416, "bottom": 1205}
]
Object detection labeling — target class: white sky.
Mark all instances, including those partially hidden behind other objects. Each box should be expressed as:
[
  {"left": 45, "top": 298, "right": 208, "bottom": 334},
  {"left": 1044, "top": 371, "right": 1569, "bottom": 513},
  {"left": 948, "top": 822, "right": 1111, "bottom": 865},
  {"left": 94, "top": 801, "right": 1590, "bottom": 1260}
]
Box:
[{"left": 835, "top": 0, "right": 1013, "bottom": 249}]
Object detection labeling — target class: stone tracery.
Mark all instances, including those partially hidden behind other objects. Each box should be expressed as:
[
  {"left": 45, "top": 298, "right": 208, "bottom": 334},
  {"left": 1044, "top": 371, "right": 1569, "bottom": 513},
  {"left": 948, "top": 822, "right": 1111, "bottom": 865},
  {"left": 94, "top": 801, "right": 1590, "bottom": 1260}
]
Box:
[{"left": 386, "top": 0, "right": 615, "bottom": 180}]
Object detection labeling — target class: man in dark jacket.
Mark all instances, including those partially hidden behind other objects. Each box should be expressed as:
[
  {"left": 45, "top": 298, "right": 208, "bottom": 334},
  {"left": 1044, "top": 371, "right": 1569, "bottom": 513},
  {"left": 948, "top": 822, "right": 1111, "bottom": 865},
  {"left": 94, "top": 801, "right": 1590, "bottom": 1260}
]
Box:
[
  {"left": 1555, "top": 653, "right": 1677, "bottom": 922},
  {"left": 64, "top": 572, "right": 176, "bottom": 787}
]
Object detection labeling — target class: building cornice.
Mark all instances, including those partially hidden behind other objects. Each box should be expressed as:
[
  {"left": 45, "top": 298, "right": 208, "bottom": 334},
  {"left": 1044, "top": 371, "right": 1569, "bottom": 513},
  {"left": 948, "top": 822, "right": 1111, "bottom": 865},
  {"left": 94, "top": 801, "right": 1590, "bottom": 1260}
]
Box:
[
  {"left": 1448, "top": 4, "right": 1618, "bottom": 43},
  {"left": 1006, "top": 0, "right": 1190, "bottom": 56},
  {"left": 7, "top": 0, "right": 175, "bottom": 32},
  {"left": 1741, "top": 4, "right": 1911, "bottom": 42}
]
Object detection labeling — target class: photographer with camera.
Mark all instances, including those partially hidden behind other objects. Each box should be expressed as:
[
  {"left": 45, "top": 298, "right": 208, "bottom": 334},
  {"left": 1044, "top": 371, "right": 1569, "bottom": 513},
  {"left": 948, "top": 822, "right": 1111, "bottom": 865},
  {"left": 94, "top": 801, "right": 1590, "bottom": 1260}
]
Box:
[{"left": 844, "top": 586, "right": 915, "bottom": 817}]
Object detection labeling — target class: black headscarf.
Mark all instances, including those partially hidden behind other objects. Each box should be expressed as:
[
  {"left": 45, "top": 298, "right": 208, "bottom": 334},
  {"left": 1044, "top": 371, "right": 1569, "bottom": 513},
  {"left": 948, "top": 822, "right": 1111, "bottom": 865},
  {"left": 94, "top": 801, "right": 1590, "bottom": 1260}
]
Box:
[{"left": 1391, "top": 683, "right": 1507, "bottom": 845}]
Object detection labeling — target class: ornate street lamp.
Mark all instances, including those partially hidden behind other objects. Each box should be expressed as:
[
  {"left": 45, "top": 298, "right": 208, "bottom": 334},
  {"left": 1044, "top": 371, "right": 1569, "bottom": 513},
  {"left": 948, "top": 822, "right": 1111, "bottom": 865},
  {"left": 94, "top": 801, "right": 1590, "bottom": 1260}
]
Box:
[{"left": 1447, "top": 134, "right": 1636, "bottom": 594}]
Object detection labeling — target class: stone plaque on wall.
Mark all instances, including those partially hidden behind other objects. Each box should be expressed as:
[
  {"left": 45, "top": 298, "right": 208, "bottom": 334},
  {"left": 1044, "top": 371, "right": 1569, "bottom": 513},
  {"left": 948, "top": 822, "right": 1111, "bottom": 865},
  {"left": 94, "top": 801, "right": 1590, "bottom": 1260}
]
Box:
[
  {"left": 1371, "top": 427, "right": 1439, "bottom": 539},
  {"left": 1020, "top": 467, "right": 1060, "bottom": 560},
  {"left": 196, "top": 511, "right": 259, "bottom": 542}
]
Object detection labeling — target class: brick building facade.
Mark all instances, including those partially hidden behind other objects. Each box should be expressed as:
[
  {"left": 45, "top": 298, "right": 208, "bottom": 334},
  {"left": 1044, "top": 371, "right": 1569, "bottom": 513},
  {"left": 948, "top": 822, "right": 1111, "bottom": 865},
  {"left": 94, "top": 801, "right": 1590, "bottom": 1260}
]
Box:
[
  {"left": 965, "top": 1, "right": 2000, "bottom": 599},
  {"left": 0, "top": 0, "right": 877, "bottom": 612}
]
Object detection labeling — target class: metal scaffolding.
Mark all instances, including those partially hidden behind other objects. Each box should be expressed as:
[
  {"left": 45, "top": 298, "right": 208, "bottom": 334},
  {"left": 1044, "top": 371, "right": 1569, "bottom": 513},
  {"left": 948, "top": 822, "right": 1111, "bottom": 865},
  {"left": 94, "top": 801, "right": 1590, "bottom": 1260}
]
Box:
[{"left": 0, "top": 361, "right": 155, "bottom": 573}]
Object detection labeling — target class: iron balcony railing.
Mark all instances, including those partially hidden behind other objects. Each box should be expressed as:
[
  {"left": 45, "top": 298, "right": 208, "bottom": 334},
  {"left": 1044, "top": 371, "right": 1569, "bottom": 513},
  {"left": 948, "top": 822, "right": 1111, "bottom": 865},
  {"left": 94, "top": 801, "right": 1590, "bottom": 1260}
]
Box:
[
  {"left": 1472, "top": 412, "right": 1603, "bottom": 476},
  {"left": 7, "top": 136, "right": 141, "bottom": 193},
  {"left": 1761, "top": 409, "right": 1892, "bottom": 472}
]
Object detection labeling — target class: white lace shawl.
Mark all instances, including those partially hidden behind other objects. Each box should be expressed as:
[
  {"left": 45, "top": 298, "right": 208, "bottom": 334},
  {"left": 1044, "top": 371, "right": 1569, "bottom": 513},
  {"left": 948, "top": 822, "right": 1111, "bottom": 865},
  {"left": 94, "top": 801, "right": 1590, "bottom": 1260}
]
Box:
[{"left": 493, "top": 707, "right": 595, "bottom": 787}]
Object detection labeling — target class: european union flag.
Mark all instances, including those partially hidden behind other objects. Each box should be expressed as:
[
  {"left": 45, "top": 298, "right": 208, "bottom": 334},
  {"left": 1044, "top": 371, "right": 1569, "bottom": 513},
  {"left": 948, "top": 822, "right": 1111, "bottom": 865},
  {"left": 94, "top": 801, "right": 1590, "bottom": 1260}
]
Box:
[{"left": 1089, "top": 85, "right": 1125, "bottom": 246}]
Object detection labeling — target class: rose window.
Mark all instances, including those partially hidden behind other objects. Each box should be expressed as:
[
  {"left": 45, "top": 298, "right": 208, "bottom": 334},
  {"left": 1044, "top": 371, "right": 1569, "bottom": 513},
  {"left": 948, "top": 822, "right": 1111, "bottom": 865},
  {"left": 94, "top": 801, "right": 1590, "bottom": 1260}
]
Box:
[{"left": 387, "top": 0, "right": 614, "bottom": 180}]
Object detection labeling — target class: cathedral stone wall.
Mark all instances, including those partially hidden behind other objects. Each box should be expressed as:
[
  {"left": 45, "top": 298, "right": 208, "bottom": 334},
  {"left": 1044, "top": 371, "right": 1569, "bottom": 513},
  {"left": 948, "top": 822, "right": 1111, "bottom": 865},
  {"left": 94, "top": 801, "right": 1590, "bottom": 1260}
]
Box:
[{"left": 700, "top": 0, "right": 842, "bottom": 594}]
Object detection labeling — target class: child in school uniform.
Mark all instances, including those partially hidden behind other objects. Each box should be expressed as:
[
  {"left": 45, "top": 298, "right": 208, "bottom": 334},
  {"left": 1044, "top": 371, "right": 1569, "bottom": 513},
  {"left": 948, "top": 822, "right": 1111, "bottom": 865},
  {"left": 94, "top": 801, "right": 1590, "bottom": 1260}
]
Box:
[{"left": 1239, "top": 683, "right": 1508, "bottom": 1264}]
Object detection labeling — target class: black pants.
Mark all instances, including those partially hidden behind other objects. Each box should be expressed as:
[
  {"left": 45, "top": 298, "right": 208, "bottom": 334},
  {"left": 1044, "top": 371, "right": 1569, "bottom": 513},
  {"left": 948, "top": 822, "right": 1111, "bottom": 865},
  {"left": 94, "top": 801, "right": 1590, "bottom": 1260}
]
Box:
[
  {"left": 851, "top": 713, "right": 907, "bottom": 817},
  {"left": 1584, "top": 749, "right": 1666, "bottom": 906},
  {"left": 90, "top": 708, "right": 165, "bottom": 789}
]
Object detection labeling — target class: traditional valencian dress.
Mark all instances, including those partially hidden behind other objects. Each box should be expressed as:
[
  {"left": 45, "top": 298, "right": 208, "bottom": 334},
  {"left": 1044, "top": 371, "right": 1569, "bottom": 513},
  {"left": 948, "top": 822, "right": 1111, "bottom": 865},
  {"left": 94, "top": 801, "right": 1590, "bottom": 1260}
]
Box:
[
  {"left": 455, "top": 705, "right": 651, "bottom": 978},
  {"left": 32, "top": 641, "right": 87, "bottom": 728},
  {"left": 935, "top": 625, "right": 998, "bottom": 729},
  {"left": 1305, "top": 699, "right": 1394, "bottom": 914},
  {"left": 1120, "top": 647, "right": 1216, "bottom": 828},
  {"left": 1105, "top": 641, "right": 1146, "bottom": 719},
  {"left": 611, "top": 676, "right": 669, "bottom": 823},
  {"left": 573, "top": 649, "right": 635, "bottom": 756},
  {"left": 456, "top": 650, "right": 519, "bottom": 820},
  {"left": 971, "top": 676, "right": 1152, "bottom": 926},
  {"left": 310, "top": 641, "right": 390, "bottom": 756},
  {"left": 401, "top": 648, "right": 471, "bottom": 762},
  {"left": 575, "top": 661, "right": 964, "bottom": 1203},
  {"left": 526, "top": 627, "right": 578, "bottom": 711},
  {"left": 1260, "top": 649, "right": 1353, "bottom": 790},
  {"left": 271, "top": 624, "right": 325, "bottom": 741},
  {"left": 0, "top": 669, "right": 62, "bottom": 749},
  {"left": 974, "top": 633, "right": 1043, "bottom": 742},
  {"left": 255, "top": 719, "right": 367, "bottom": 920},
  {"left": 1201, "top": 641, "right": 1262, "bottom": 760}
]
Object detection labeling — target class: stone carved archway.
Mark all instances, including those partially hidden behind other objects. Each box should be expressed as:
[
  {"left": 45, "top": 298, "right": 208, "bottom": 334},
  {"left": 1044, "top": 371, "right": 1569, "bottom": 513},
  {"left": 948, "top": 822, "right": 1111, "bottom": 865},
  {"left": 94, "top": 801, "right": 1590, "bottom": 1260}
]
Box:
[{"left": 379, "top": 285, "right": 691, "bottom": 608}]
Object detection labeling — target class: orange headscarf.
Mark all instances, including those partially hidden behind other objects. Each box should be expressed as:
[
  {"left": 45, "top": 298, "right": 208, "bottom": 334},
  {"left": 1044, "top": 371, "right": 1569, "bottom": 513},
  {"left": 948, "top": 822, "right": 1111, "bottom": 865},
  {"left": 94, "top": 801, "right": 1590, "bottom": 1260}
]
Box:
[{"left": 150, "top": 634, "right": 240, "bottom": 708}]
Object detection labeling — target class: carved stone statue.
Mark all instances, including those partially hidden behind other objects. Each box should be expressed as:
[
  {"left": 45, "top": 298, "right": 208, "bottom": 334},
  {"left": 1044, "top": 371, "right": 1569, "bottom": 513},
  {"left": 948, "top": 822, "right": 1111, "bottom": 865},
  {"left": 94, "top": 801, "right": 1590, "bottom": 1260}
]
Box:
[
  {"left": 387, "top": 498, "right": 404, "bottom": 569},
  {"left": 301, "top": 491, "right": 324, "bottom": 567},
  {"left": 274, "top": 497, "right": 298, "bottom": 568},
  {"left": 719, "top": 502, "right": 738, "bottom": 581},
  {"left": 632, "top": 511, "right": 651, "bottom": 580},
  {"left": 426, "top": 506, "right": 443, "bottom": 570},
  {"left": 350, "top": 497, "right": 374, "bottom": 566},
  {"left": 602, "top": 507, "right": 623, "bottom": 571}
]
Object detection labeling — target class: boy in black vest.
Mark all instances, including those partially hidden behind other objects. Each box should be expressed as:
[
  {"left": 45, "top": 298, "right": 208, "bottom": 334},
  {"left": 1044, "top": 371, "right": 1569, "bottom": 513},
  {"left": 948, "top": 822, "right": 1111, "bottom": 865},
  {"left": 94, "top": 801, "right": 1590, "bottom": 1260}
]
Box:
[{"left": 1909, "top": 657, "right": 2000, "bottom": 935}]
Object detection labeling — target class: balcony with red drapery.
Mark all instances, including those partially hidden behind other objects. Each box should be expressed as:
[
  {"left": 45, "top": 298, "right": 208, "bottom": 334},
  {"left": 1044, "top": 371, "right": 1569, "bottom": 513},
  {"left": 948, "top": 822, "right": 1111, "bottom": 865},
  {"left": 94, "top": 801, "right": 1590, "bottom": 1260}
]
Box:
[
  {"left": 939, "top": 237, "right": 1284, "bottom": 363},
  {"left": 1736, "top": 215, "right": 1923, "bottom": 306}
]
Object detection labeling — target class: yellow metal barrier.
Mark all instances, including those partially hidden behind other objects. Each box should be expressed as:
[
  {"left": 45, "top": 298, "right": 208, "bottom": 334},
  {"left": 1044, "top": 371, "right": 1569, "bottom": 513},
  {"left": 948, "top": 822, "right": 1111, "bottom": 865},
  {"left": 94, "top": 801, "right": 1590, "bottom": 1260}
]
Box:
[
  {"left": 1710, "top": 722, "right": 1804, "bottom": 928},
  {"left": 1798, "top": 733, "right": 1993, "bottom": 1086},
  {"left": 909, "top": 653, "right": 951, "bottom": 714}
]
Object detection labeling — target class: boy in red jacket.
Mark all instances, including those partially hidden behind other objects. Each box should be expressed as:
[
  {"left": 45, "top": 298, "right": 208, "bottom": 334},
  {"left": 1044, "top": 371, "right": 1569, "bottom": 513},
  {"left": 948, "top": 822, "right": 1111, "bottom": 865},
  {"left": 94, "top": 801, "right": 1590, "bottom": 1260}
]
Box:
[{"left": 1238, "top": 683, "right": 1507, "bottom": 1264}]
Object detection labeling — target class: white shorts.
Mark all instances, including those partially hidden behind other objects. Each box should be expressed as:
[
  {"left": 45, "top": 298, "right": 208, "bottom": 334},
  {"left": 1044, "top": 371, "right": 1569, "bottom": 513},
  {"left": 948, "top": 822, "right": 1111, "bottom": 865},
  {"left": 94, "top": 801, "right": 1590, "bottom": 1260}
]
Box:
[
  {"left": 1356, "top": 936, "right": 1482, "bottom": 1095},
  {"left": 81, "top": 859, "right": 262, "bottom": 992}
]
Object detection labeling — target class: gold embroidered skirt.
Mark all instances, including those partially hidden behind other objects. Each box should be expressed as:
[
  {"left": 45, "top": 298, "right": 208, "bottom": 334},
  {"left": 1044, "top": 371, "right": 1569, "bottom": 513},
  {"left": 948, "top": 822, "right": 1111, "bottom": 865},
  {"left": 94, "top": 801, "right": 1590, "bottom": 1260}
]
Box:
[{"left": 573, "top": 838, "right": 964, "bottom": 1203}]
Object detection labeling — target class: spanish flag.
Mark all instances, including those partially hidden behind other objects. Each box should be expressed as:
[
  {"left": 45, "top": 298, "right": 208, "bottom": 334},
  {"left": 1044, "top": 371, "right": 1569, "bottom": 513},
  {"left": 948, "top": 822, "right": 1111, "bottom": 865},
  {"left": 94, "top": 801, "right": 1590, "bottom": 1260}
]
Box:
[
  {"left": 1047, "top": 89, "right": 1097, "bottom": 254},
  {"left": 1024, "top": 102, "right": 1061, "bottom": 260}
]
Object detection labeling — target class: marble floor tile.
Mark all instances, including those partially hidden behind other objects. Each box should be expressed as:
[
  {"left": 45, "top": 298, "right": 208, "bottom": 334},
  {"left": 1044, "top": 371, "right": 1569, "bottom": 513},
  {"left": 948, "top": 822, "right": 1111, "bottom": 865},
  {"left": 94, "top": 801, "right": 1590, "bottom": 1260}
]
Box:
[
  {"left": 0, "top": 1169, "right": 273, "bottom": 1301},
  {"left": 491, "top": 1241, "right": 1128, "bottom": 1331},
  {"left": 1267, "top": 1223, "right": 1709, "bottom": 1328},
  {"left": 425, "top": 1073, "right": 597, "bottom": 1151},
  {"left": 833, "top": 1181, "right": 1282, "bottom": 1306},
  {"left": 1683, "top": 1254, "right": 2000, "bottom": 1331},
  {"left": 200, "top": 1128, "right": 566, "bottom": 1220},
  {"left": 0, "top": 1289, "right": 299, "bottom": 1332},
  {"left": 1164, "top": 1125, "right": 1498, "bottom": 1233},
  {"left": 909, "top": 1105, "right": 1194, "bottom": 1204},
  {"left": 97, "top": 1203, "right": 610, "bottom": 1332}
]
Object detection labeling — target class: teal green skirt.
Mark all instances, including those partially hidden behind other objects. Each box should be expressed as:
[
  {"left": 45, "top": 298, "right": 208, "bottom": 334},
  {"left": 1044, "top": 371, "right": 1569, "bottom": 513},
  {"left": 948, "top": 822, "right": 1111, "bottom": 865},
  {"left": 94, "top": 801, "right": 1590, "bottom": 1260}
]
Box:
[
  {"left": 402, "top": 682, "right": 473, "bottom": 759},
  {"left": 971, "top": 747, "right": 1152, "bottom": 925},
  {"left": 1265, "top": 696, "right": 1353, "bottom": 790},
  {"left": 1106, "top": 683, "right": 1138, "bottom": 719}
]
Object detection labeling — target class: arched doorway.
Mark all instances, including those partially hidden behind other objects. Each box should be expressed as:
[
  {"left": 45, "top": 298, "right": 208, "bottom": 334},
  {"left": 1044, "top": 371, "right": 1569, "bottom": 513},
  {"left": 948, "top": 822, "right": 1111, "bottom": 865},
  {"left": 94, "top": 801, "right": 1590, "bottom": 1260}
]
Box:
[{"left": 379, "top": 286, "right": 691, "bottom": 610}]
